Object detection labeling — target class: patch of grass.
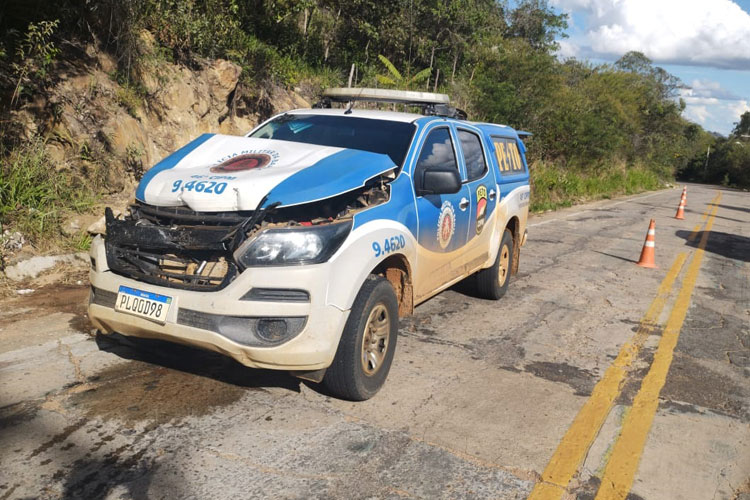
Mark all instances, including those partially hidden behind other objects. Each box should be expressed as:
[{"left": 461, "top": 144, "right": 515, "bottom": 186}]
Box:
[
  {"left": 111, "top": 71, "right": 147, "bottom": 117},
  {"left": 530, "top": 161, "right": 665, "bottom": 212},
  {"left": 115, "top": 83, "right": 144, "bottom": 117},
  {"left": 66, "top": 231, "right": 92, "bottom": 252},
  {"left": 0, "top": 137, "right": 97, "bottom": 245},
  {"left": 294, "top": 65, "right": 344, "bottom": 96}
]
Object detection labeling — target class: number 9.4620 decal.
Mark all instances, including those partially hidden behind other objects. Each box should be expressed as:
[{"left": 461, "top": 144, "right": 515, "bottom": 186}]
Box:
[
  {"left": 372, "top": 235, "right": 406, "bottom": 258},
  {"left": 171, "top": 179, "right": 228, "bottom": 194}
]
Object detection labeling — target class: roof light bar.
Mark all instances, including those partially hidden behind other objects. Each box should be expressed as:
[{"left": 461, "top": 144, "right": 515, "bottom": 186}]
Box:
[
  {"left": 315, "top": 88, "right": 467, "bottom": 120},
  {"left": 322, "top": 87, "right": 450, "bottom": 105}
]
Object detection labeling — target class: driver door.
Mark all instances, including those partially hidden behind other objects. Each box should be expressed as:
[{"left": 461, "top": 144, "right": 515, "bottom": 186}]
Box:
[{"left": 412, "top": 126, "right": 471, "bottom": 300}]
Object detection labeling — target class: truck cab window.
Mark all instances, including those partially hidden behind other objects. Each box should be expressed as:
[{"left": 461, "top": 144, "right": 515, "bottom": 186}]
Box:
[
  {"left": 458, "top": 130, "right": 487, "bottom": 181},
  {"left": 413, "top": 128, "right": 458, "bottom": 190}
]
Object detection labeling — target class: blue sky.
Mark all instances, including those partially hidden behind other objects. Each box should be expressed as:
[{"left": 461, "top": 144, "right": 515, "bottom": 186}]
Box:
[{"left": 548, "top": 0, "right": 750, "bottom": 135}]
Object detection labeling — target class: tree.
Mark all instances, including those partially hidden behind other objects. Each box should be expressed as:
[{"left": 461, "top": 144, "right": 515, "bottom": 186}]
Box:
[
  {"left": 732, "top": 111, "right": 750, "bottom": 137},
  {"left": 615, "top": 51, "right": 653, "bottom": 75},
  {"left": 375, "top": 54, "right": 431, "bottom": 90},
  {"left": 506, "top": 0, "right": 568, "bottom": 51}
]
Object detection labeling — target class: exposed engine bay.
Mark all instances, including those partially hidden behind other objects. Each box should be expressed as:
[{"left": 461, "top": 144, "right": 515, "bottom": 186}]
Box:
[{"left": 104, "top": 180, "right": 391, "bottom": 291}]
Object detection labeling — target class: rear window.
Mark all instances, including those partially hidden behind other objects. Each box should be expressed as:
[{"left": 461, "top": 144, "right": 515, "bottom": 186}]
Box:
[
  {"left": 250, "top": 114, "right": 416, "bottom": 167},
  {"left": 491, "top": 137, "right": 526, "bottom": 174}
]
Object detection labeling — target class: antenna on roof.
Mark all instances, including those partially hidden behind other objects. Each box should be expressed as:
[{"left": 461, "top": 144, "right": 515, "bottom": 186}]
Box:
[{"left": 314, "top": 87, "right": 467, "bottom": 120}]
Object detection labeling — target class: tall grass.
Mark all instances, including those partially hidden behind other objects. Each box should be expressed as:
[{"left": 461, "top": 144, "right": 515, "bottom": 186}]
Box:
[
  {"left": 0, "top": 137, "right": 96, "bottom": 244},
  {"left": 530, "top": 161, "right": 664, "bottom": 212}
]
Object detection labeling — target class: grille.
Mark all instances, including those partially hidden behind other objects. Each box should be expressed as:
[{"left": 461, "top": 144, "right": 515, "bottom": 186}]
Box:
[
  {"left": 241, "top": 288, "right": 310, "bottom": 302},
  {"left": 104, "top": 204, "right": 241, "bottom": 291},
  {"left": 176, "top": 308, "right": 219, "bottom": 332},
  {"left": 106, "top": 243, "right": 236, "bottom": 291},
  {"left": 90, "top": 287, "right": 118, "bottom": 308}
]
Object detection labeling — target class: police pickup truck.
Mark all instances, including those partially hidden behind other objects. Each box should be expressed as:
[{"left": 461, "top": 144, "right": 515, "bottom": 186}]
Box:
[{"left": 89, "top": 88, "right": 530, "bottom": 400}]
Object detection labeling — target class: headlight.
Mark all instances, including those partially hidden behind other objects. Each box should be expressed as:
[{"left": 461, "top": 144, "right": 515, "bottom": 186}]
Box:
[{"left": 234, "top": 220, "right": 352, "bottom": 267}]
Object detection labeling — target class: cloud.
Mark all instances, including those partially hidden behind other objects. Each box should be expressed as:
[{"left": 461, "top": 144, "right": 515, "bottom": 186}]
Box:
[
  {"left": 679, "top": 84, "right": 750, "bottom": 133},
  {"left": 556, "top": 39, "right": 580, "bottom": 59},
  {"left": 682, "top": 79, "right": 742, "bottom": 101},
  {"left": 551, "top": 0, "right": 750, "bottom": 70},
  {"left": 682, "top": 104, "right": 710, "bottom": 125}
]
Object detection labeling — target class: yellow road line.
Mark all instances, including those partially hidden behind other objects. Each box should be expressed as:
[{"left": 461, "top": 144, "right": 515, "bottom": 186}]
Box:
[
  {"left": 527, "top": 252, "right": 688, "bottom": 500},
  {"left": 594, "top": 193, "right": 721, "bottom": 500},
  {"left": 688, "top": 192, "right": 721, "bottom": 242}
]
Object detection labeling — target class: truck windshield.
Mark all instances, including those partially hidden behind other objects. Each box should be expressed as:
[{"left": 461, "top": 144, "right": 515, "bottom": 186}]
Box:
[{"left": 249, "top": 114, "right": 416, "bottom": 167}]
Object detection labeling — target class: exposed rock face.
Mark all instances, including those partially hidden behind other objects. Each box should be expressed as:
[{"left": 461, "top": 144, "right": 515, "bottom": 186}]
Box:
[
  {"left": 11, "top": 38, "right": 310, "bottom": 195},
  {"left": 1, "top": 36, "right": 312, "bottom": 276},
  {"left": 3, "top": 253, "right": 89, "bottom": 281}
]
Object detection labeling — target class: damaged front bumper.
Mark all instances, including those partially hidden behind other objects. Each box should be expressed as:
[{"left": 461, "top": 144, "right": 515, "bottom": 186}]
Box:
[{"left": 88, "top": 235, "right": 350, "bottom": 371}]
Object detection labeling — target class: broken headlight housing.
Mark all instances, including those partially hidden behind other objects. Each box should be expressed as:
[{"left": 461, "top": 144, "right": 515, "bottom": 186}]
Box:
[{"left": 234, "top": 220, "right": 352, "bottom": 267}]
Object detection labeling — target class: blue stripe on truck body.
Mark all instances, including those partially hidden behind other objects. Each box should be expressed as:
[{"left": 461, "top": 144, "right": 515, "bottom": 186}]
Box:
[
  {"left": 263, "top": 149, "right": 396, "bottom": 208},
  {"left": 135, "top": 133, "right": 215, "bottom": 202}
]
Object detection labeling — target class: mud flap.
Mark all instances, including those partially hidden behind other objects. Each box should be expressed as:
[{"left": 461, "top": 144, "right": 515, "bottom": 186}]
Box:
[{"left": 290, "top": 368, "right": 327, "bottom": 383}]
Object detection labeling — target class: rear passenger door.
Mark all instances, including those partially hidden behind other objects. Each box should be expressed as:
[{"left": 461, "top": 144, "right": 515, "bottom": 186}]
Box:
[{"left": 455, "top": 127, "right": 498, "bottom": 271}]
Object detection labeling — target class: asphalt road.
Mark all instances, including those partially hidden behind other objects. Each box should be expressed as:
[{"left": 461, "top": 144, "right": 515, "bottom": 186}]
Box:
[{"left": 1, "top": 184, "right": 748, "bottom": 500}]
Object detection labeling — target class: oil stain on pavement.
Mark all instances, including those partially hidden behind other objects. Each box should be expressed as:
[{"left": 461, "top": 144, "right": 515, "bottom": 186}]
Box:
[
  {"left": 69, "top": 333, "right": 301, "bottom": 424},
  {"left": 69, "top": 362, "right": 249, "bottom": 424}
]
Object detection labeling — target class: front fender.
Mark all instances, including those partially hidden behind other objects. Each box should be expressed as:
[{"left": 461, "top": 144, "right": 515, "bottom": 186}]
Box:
[{"left": 325, "top": 220, "right": 417, "bottom": 311}]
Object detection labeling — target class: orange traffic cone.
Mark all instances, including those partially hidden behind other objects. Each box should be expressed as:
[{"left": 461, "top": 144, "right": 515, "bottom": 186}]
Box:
[
  {"left": 675, "top": 194, "right": 686, "bottom": 220},
  {"left": 681, "top": 186, "right": 687, "bottom": 200},
  {"left": 636, "top": 219, "right": 657, "bottom": 268}
]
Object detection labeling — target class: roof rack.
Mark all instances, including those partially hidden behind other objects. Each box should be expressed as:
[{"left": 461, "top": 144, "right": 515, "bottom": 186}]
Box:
[{"left": 314, "top": 87, "right": 467, "bottom": 120}]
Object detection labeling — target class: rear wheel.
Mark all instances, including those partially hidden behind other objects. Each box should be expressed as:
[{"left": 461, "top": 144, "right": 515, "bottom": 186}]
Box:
[
  {"left": 475, "top": 228, "right": 514, "bottom": 300},
  {"left": 323, "top": 275, "right": 399, "bottom": 401}
]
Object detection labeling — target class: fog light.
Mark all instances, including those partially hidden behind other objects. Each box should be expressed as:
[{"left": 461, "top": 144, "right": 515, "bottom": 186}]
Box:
[
  {"left": 209, "top": 314, "right": 307, "bottom": 346},
  {"left": 257, "top": 319, "right": 288, "bottom": 342}
]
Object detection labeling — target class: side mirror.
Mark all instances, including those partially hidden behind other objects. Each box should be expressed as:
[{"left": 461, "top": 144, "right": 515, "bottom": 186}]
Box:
[{"left": 418, "top": 165, "right": 462, "bottom": 196}]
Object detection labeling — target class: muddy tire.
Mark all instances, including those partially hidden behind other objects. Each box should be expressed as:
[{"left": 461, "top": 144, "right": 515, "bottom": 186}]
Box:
[
  {"left": 323, "top": 275, "right": 399, "bottom": 401},
  {"left": 475, "top": 228, "right": 514, "bottom": 300}
]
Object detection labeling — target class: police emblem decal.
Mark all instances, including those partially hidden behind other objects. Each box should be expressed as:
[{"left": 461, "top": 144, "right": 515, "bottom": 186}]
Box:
[
  {"left": 437, "top": 201, "right": 456, "bottom": 249},
  {"left": 210, "top": 153, "right": 272, "bottom": 173},
  {"left": 476, "top": 185, "right": 488, "bottom": 235}
]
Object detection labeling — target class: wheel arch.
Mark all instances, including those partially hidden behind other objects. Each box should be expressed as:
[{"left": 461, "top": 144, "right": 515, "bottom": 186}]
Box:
[
  {"left": 370, "top": 254, "right": 414, "bottom": 317},
  {"left": 505, "top": 216, "right": 521, "bottom": 275}
]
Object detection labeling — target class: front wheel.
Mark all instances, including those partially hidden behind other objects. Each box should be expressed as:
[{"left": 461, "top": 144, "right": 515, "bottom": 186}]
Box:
[
  {"left": 323, "top": 275, "right": 399, "bottom": 401},
  {"left": 475, "top": 228, "right": 514, "bottom": 300}
]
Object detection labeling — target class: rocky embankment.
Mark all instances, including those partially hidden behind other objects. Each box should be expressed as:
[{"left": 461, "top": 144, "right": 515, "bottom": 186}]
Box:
[{"left": 2, "top": 32, "right": 311, "bottom": 281}]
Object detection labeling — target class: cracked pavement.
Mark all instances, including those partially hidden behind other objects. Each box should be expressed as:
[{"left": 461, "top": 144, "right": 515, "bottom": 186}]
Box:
[{"left": 1, "top": 184, "right": 748, "bottom": 499}]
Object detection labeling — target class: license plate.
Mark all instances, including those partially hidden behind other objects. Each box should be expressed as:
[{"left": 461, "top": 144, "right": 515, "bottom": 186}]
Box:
[{"left": 115, "top": 286, "right": 172, "bottom": 323}]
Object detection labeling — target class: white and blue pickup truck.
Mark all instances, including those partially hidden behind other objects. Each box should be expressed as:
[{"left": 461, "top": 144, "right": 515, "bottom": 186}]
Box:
[{"left": 88, "top": 88, "right": 530, "bottom": 400}]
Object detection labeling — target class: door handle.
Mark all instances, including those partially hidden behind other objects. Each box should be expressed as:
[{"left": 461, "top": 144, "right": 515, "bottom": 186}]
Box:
[
  {"left": 459, "top": 198, "right": 470, "bottom": 210},
  {"left": 489, "top": 189, "right": 497, "bottom": 200}
]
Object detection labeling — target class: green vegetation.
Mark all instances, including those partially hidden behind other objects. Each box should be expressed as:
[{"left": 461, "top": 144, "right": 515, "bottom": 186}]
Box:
[
  {"left": 0, "top": 138, "right": 95, "bottom": 246},
  {"left": 376, "top": 55, "right": 431, "bottom": 90},
  {"left": 9, "top": 20, "right": 60, "bottom": 107},
  {"left": 111, "top": 72, "right": 148, "bottom": 118},
  {"left": 680, "top": 112, "right": 750, "bottom": 188},
  {"left": 0, "top": 0, "right": 746, "bottom": 250},
  {"left": 530, "top": 162, "right": 662, "bottom": 212}
]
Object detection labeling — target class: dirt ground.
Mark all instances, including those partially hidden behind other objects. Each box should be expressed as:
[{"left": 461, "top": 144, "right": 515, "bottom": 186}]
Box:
[{"left": 0, "top": 184, "right": 748, "bottom": 499}]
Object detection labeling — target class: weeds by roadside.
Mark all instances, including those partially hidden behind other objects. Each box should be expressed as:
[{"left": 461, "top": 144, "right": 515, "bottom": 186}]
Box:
[
  {"left": 530, "top": 161, "right": 664, "bottom": 212},
  {"left": 68, "top": 231, "right": 93, "bottom": 252},
  {"left": 0, "top": 137, "right": 97, "bottom": 249}
]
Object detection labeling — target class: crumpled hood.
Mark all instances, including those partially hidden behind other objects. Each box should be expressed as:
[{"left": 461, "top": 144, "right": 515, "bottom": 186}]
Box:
[{"left": 136, "top": 134, "right": 396, "bottom": 212}]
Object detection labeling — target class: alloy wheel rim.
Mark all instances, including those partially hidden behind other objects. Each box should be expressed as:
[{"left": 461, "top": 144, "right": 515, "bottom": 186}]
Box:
[
  {"left": 361, "top": 303, "right": 390, "bottom": 376},
  {"left": 498, "top": 245, "right": 510, "bottom": 286}
]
